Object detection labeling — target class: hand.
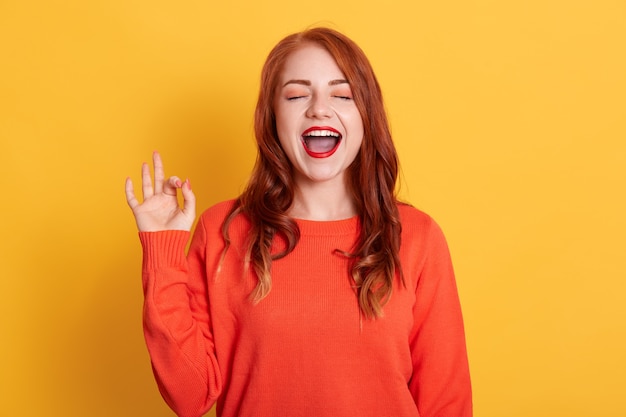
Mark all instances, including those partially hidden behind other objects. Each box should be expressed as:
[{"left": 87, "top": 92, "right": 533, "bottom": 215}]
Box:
[{"left": 125, "top": 152, "right": 196, "bottom": 232}]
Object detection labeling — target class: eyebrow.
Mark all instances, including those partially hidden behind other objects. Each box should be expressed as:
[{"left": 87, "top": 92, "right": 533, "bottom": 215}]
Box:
[{"left": 282, "top": 79, "right": 349, "bottom": 87}]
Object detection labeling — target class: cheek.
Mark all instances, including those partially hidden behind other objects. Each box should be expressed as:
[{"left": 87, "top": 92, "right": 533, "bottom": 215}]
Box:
[
  {"left": 273, "top": 108, "right": 289, "bottom": 138},
  {"left": 274, "top": 102, "right": 297, "bottom": 133},
  {"left": 273, "top": 113, "right": 299, "bottom": 158},
  {"left": 345, "top": 121, "right": 364, "bottom": 156},
  {"left": 341, "top": 102, "right": 363, "bottom": 128},
  {"left": 347, "top": 114, "right": 364, "bottom": 157},
  {"left": 348, "top": 111, "right": 365, "bottom": 141}
]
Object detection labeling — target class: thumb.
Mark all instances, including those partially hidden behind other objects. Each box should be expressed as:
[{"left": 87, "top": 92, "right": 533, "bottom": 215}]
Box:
[{"left": 180, "top": 179, "right": 196, "bottom": 218}]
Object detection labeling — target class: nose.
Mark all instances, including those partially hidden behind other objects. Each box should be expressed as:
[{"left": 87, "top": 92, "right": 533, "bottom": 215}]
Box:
[{"left": 305, "top": 94, "right": 332, "bottom": 119}]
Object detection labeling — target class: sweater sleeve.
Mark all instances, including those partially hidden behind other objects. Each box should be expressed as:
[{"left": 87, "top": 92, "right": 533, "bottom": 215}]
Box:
[
  {"left": 408, "top": 219, "right": 472, "bottom": 417},
  {"left": 139, "top": 215, "right": 222, "bottom": 417}
]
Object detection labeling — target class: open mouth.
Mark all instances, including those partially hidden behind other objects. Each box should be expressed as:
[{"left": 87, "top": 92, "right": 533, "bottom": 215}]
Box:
[{"left": 301, "top": 127, "right": 342, "bottom": 158}]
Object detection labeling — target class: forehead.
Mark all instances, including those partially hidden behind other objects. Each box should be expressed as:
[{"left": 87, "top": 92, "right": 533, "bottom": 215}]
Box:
[{"left": 279, "top": 44, "right": 346, "bottom": 82}]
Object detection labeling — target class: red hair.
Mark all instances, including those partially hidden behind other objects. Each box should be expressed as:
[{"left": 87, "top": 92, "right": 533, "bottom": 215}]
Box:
[{"left": 221, "top": 27, "right": 403, "bottom": 318}]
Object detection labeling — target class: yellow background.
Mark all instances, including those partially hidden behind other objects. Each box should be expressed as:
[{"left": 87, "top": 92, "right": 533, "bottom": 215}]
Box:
[{"left": 1, "top": 0, "right": 624, "bottom": 416}]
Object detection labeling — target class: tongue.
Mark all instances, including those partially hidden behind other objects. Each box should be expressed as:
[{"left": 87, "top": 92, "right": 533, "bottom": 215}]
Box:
[{"left": 304, "top": 137, "right": 337, "bottom": 153}]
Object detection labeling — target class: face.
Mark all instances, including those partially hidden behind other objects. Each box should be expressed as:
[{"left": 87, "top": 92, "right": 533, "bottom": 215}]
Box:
[{"left": 273, "top": 44, "right": 364, "bottom": 188}]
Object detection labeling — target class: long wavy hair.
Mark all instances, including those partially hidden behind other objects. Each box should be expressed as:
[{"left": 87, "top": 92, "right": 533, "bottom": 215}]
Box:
[{"left": 221, "top": 27, "right": 403, "bottom": 319}]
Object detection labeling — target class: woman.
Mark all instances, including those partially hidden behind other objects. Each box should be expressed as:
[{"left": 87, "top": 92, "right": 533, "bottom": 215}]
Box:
[{"left": 126, "top": 27, "right": 472, "bottom": 417}]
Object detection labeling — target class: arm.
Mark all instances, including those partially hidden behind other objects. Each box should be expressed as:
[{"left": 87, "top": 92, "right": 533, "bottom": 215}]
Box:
[
  {"left": 408, "top": 220, "right": 472, "bottom": 417},
  {"left": 126, "top": 152, "right": 222, "bottom": 417},
  {"left": 140, "top": 221, "right": 222, "bottom": 417}
]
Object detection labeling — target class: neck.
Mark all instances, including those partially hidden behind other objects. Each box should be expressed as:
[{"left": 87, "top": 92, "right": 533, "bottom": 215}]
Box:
[{"left": 289, "top": 178, "right": 357, "bottom": 221}]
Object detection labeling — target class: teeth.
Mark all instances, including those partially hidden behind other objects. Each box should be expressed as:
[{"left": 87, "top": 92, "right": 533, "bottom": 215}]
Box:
[{"left": 304, "top": 129, "right": 340, "bottom": 138}]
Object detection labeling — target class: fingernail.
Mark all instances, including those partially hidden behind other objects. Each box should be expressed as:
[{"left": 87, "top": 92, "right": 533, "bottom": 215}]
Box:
[
  {"left": 186, "top": 179, "right": 192, "bottom": 190},
  {"left": 176, "top": 179, "right": 182, "bottom": 188}
]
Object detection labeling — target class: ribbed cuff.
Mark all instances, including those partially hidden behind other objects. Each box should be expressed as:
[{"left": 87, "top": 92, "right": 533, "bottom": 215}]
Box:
[{"left": 139, "top": 230, "right": 191, "bottom": 271}]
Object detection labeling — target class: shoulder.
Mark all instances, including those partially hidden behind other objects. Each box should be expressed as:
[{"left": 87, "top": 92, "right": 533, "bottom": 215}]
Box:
[
  {"left": 197, "top": 199, "right": 251, "bottom": 239},
  {"left": 396, "top": 203, "right": 454, "bottom": 278},
  {"left": 397, "top": 202, "right": 436, "bottom": 232},
  {"left": 397, "top": 202, "right": 449, "bottom": 248},
  {"left": 199, "top": 199, "right": 238, "bottom": 224}
]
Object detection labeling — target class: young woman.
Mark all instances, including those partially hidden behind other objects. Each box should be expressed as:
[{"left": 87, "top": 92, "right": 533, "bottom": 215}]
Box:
[{"left": 126, "top": 27, "right": 472, "bottom": 417}]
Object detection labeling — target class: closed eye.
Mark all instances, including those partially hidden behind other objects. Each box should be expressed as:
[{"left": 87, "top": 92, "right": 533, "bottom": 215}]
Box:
[
  {"left": 333, "top": 95, "right": 352, "bottom": 100},
  {"left": 287, "top": 96, "right": 307, "bottom": 101}
]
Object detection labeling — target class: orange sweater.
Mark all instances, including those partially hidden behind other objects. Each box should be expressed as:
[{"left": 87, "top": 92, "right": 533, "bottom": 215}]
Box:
[{"left": 140, "top": 201, "right": 472, "bottom": 417}]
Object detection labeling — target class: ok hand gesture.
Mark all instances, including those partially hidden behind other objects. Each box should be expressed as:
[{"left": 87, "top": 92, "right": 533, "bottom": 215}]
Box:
[{"left": 125, "top": 152, "right": 196, "bottom": 232}]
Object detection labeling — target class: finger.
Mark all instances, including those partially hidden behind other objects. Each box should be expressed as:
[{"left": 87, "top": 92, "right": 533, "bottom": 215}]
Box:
[
  {"left": 163, "top": 176, "right": 182, "bottom": 196},
  {"left": 141, "top": 162, "right": 153, "bottom": 199},
  {"left": 180, "top": 179, "right": 196, "bottom": 219},
  {"left": 153, "top": 151, "right": 165, "bottom": 194},
  {"left": 125, "top": 177, "right": 140, "bottom": 210}
]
